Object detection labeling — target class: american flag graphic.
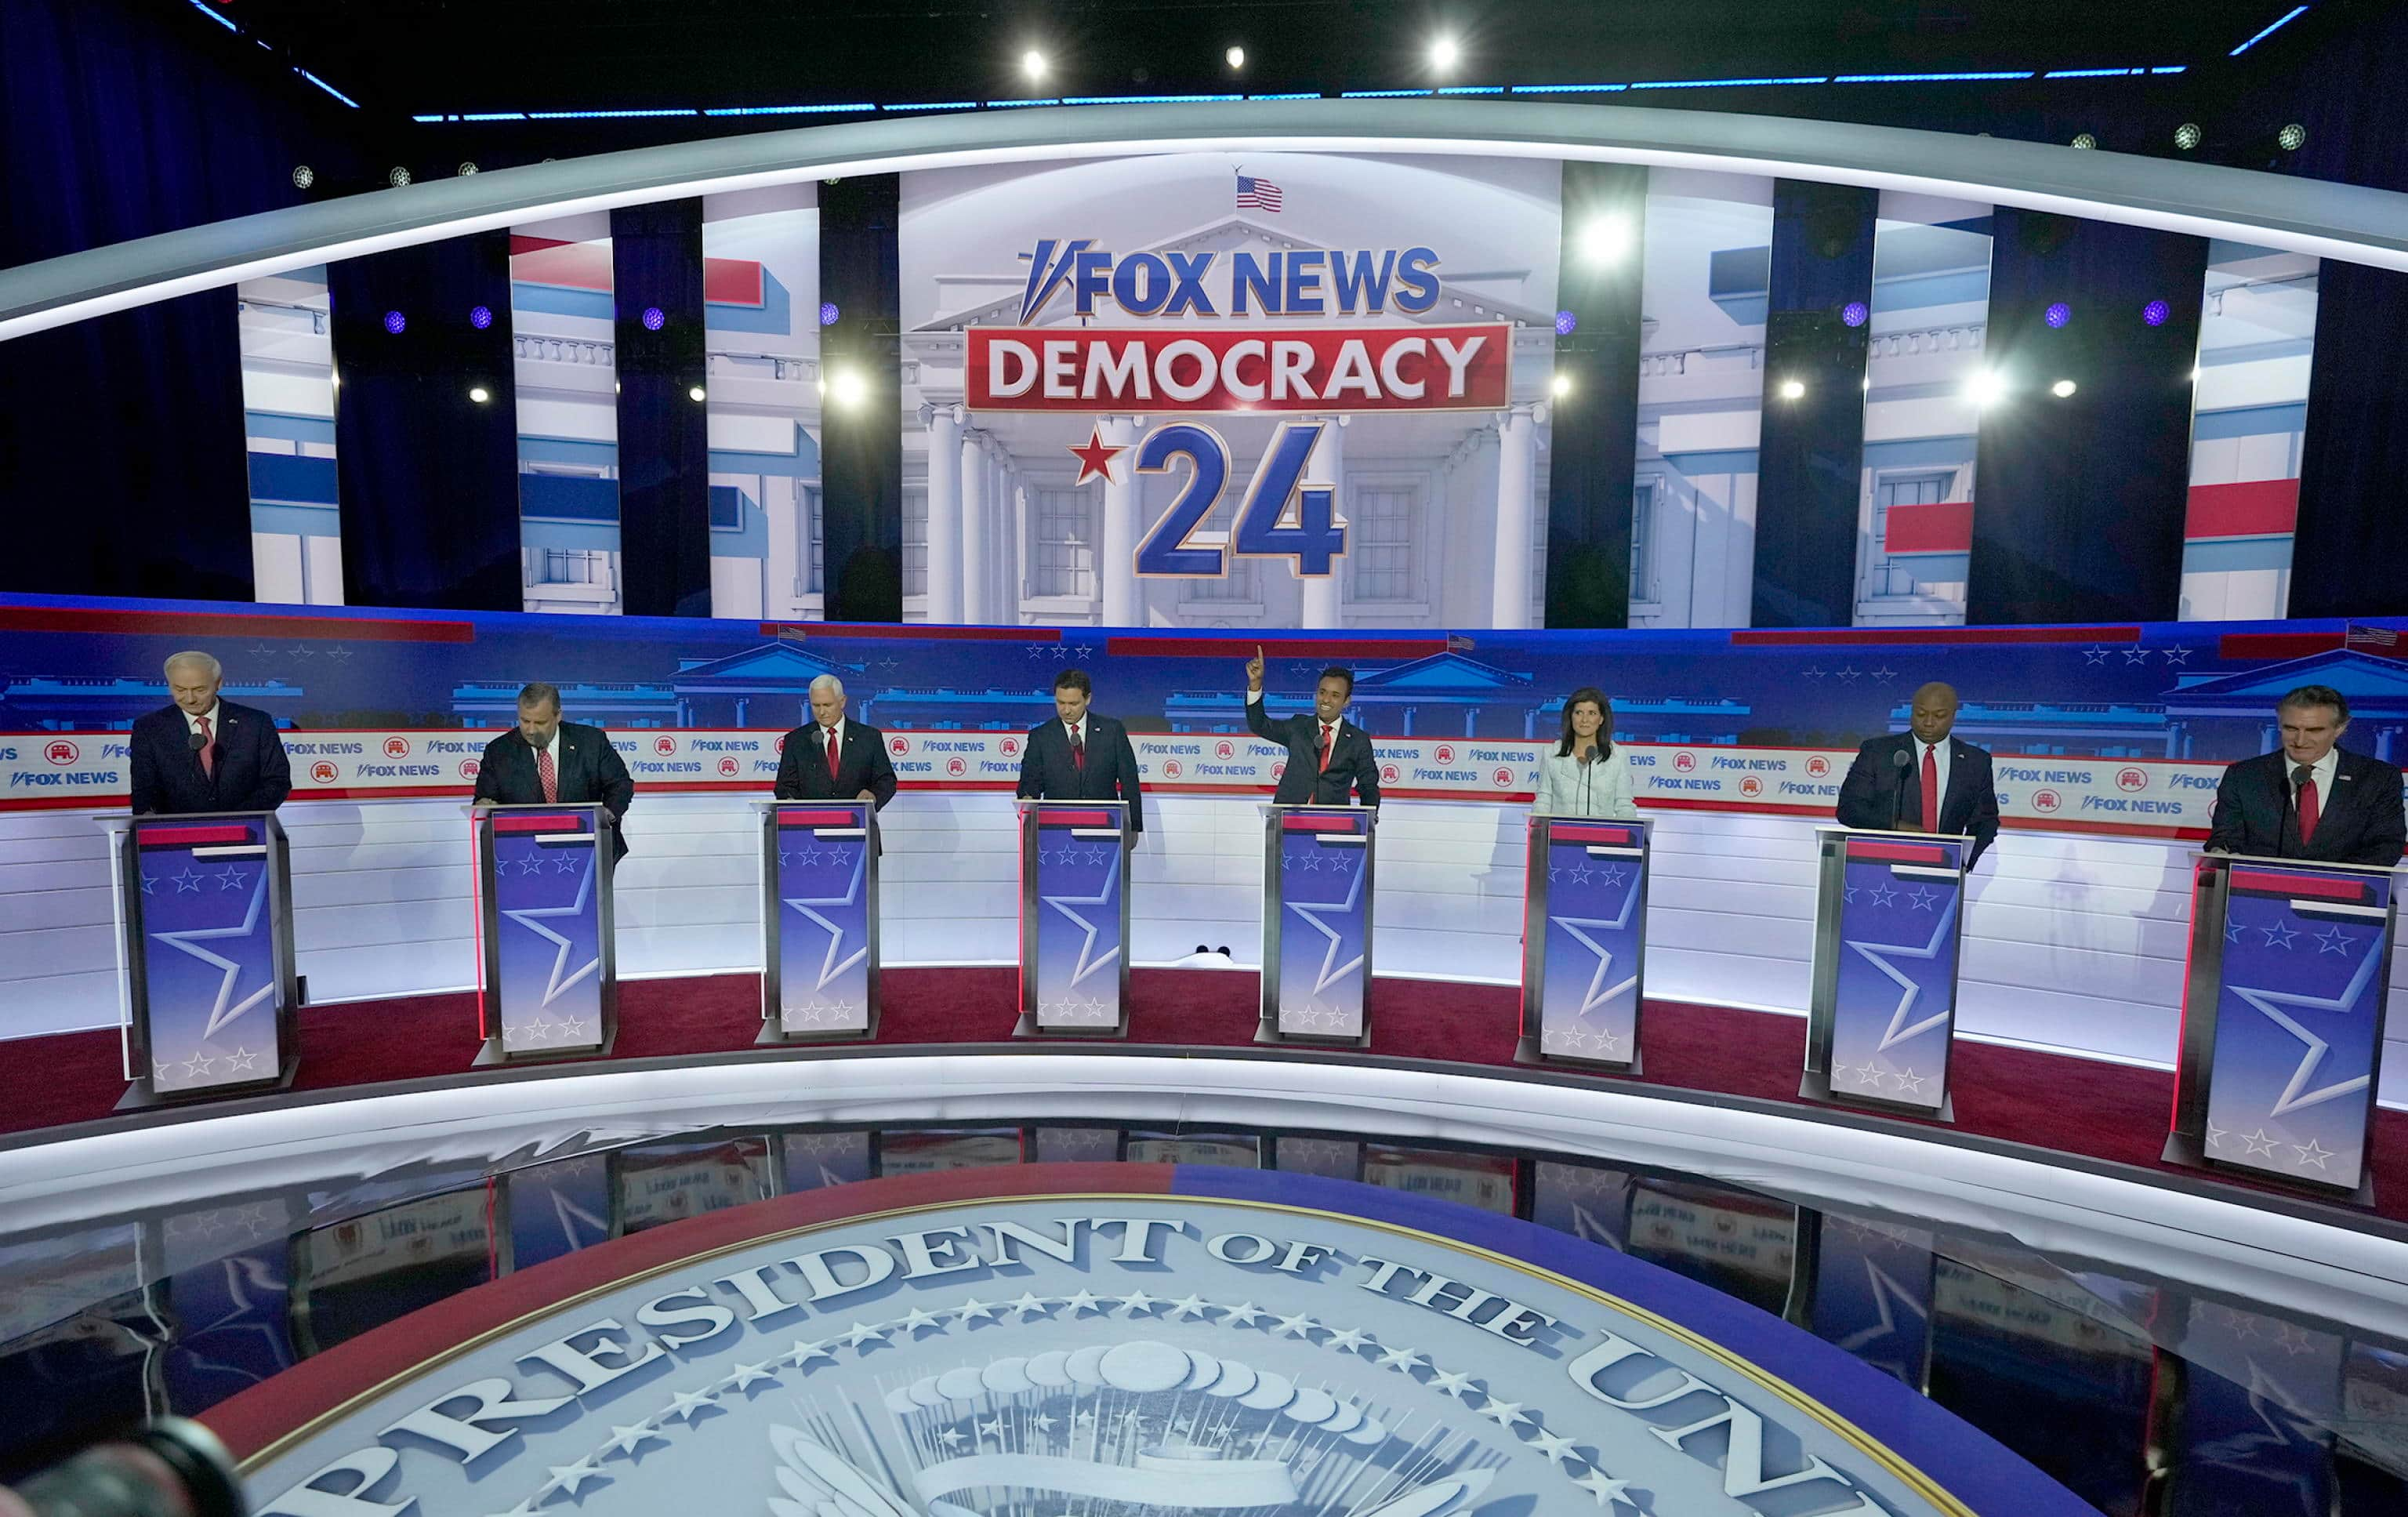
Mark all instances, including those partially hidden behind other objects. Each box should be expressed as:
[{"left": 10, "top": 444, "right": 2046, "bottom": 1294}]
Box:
[
  {"left": 1235, "top": 173, "right": 1284, "bottom": 212},
  {"left": 2347, "top": 623, "right": 2402, "bottom": 651}
]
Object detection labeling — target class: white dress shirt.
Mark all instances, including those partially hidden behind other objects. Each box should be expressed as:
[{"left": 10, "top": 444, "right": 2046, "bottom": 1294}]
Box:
[
  {"left": 819, "top": 718, "right": 845, "bottom": 757},
  {"left": 2289, "top": 746, "right": 2340, "bottom": 804},
  {"left": 1913, "top": 735, "right": 1950, "bottom": 821},
  {"left": 1063, "top": 717, "right": 1086, "bottom": 750},
  {"left": 183, "top": 702, "right": 223, "bottom": 743}
]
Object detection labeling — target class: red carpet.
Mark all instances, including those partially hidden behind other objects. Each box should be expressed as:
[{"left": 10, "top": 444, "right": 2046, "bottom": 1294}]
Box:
[{"left": 5, "top": 967, "right": 2400, "bottom": 1225}]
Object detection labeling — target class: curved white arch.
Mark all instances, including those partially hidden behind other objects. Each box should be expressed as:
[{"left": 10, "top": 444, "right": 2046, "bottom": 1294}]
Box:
[{"left": 5, "top": 98, "right": 2408, "bottom": 342}]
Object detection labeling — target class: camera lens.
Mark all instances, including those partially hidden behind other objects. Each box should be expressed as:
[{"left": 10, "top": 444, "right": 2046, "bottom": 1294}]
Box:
[{"left": 5, "top": 1419, "right": 245, "bottom": 1517}]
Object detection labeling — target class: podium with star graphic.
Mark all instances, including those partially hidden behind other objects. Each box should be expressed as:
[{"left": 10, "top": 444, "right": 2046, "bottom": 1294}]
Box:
[
  {"left": 473, "top": 803, "right": 617, "bottom": 1065},
  {"left": 1016, "top": 800, "right": 1132, "bottom": 1037},
  {"left": 1801, "top": 826, "right": 1970, "bottom": 1120},
  {"left": 1518, "top": 815, "right": 1651, "bottom": 1074},
  {"left": 1260, "top": 804, "right": 1377, "bottom": 1047},
  {"left": 758, "top": 800, "right": 880, "bottom": 1043},
  {"left": 107, "top": 810, "right": 302, "bottom": 1109},
  {"left": 2164, "top": 851, "right": 2398, "bottom": 1203}
]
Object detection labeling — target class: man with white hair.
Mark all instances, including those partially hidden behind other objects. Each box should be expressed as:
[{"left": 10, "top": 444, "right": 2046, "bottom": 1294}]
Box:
[
  {"left": 129, "top": 650, "right": 293, "bottom": 815},
  {"left": 774, "top": 674, "right": 897, "bottom": 811}
]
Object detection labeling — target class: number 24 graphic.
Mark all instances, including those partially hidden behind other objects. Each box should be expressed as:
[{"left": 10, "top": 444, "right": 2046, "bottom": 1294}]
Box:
[{"left": 1132, "top": 421, "right": 1344, "bottom": 578}]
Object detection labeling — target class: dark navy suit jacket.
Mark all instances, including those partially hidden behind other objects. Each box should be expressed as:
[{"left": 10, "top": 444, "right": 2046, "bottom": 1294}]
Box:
[{"left": 129, "top": 702, "right": 292, "bottom": 815}]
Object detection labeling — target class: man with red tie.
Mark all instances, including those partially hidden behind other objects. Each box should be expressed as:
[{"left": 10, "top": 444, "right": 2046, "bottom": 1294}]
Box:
[
  {"left": 1835, "top": 680, "right": 1999, "bottom": 867},
  {"left": 129, "top": 650, "right": 293, "bottom": 815},
  {"left": 1014, "top": 669, "right": 1144, "bottom": 844},
  {"left": 774, "top": 674, "right": 898, "bottom": 815},
  {"left": 1244, "top": 648, "right": 1382, "bottom": 808},
  {"left": 2206, "top": 684, "right": 2405, "bottom": 866},
  {"left": 472, "top": 682, "right": 636, "bottom": 863}
]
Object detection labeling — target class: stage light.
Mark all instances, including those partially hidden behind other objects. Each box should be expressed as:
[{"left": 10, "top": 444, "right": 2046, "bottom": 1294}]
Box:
[
  {"left": 641, "top": 306, "right": 666, "bottom": 332},
  {"left": 1430, "top": 36, "right": 1460, "bottom": 73},
  {"left": 2142, "top": 299, "right": 2170, "bottom": 326},
  {"left": 2070, "top": 132, "right": 2097, "bottom": 150},
  {"left": 1778, "top": 379, "right": 1806, "bottom": 400},
  {"left": 469, "top": 386, "right": 491, "bottom": 404},
  {"left": 829, "top": 368, "right": 868, "bottom": 408},
  {"left": 1554, "top": 310, "right": 1577, "bottom": 336},
  {"left": 457, "top": 161, "right": 478, "bottom": 176},
  {"left": 1841, "top": 301, "right": 1868, "bottom": 328},
  {"left": 689, "top": 384, "right": 708, "bottom": 402},
  {"left": 2174, "top": 122, "right": 2201, "bottom": 151},
  {"left": 388, "top": 166, "right": 412, "bottom": 187},
  {"left": 2051, "top": 379, "right": 2077, "bottom": 397},
  {"left": 1579, "top": 212, "right": 1635, "bottom": 266},
  {"left": 1227, "top": 46, "right": 1246, "bottom": 71},
  {"left": 2045, "top": 302, "right": 2072, "bottom": 328},
  {"left": 2279, "top": 122, "right": 2307, "bottom": 151},
  {"left": 291, "top": 165, "right": 315, "bottom": 189},
  {"left": 818, "top": 301, "right": 840, "bottom": 326},
  {"left": 468, "top": 304, "right": 493, "bottom": 330},
  {"left": 383, "top": 310, "right": 407, "bottom": 335},
  {"left": 1022, "top": 49, "right": 1048, "bottom": 82},
  {"left": 1550, "top": 372, "right": 1573, "bottom": 398},
  {"left": 1965, "top": 369, "right": 2004, "bottom": 406}
]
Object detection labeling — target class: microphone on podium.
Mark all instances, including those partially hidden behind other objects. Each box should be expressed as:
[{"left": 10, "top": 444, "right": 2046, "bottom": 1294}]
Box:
[
  {"left": 187, "top": 731, "right": 207, "bottom": 753},
  {"left": 1890, "top": 745, "right": 1913, "bottom": 829}
]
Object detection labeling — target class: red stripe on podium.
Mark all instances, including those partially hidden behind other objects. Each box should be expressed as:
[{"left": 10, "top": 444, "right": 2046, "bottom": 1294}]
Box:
[
  {"left": 492, "top": 813, "right": 583, "bottom": 833},
  {"left": 2230, "top": 869, "right": 2373, "bottom": 902},
  {"left": 1846, "top": 840, "right": 1953, "bottom": 866},
  {"left": 1038, "top": 809, "right": 1117, "bottom": 826},
  {"left": 135, "top": 825, "right": 252, "bottom": 847},
  {"left": 1550, "top": 825, "right": 1637, "bottom": 845},
  {"left": 1282, "top": 815, "right": 1362, "bottom": 833},
  {"left": 777, "top": 810, "right": 858, "bottom": 827}
]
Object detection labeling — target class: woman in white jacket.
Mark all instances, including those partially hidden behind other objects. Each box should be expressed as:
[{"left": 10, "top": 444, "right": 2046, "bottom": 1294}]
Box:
[{"left": 1532, "top": 687, "right": 1639, "bottom": 818}]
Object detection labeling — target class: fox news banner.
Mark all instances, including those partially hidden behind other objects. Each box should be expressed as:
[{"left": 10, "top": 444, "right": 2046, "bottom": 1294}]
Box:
[{"left": 207, "top": 1166, "right": 2092, "bottom": 1517}]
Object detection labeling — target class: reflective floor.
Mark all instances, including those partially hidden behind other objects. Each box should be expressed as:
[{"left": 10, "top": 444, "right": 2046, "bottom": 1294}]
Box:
[{"left": 2, "top": 1116, "right": 2404, "bottom": 1515}]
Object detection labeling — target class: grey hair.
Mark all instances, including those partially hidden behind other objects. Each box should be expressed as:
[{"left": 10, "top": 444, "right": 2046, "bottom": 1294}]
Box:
[
  {"left": 517, "top": 681, "right": 563, "bottom": 711},
  {"left": 163, "top": 650, "right": 223, "bottom": 682},
  {"left": 808, "top": 674, "right": 846, "bottom": 699}
]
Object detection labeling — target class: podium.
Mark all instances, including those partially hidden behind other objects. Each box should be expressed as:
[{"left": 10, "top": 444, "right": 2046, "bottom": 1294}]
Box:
[
  {"left": 105, "top": 811, "right": 301, "bottom": 1109},
  {"left": 2164, "top": 851, "right": 2397, "bottom": 1204},
  {"left": 758, "top": 800, "right": 880, "bottom": 1043},
  {"left": 1801, "top": 826, "right": 1969, "bottom": 1120},
  {"left": 473, "top": 802, "right": 616, "bottom": 1065},
  {"left": 1259, "top": 804, "right": 1376, "bottom": 1047},
  {"left": 1517, "top": 815, "right": 1650, "bottom": 1073},
  {"left": 1015, "top": 800, "right": 1131, "bottom": 1037}
]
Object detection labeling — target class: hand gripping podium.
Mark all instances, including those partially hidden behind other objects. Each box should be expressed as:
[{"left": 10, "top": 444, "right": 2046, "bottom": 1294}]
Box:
[
  {"left": 1260, "top": 804, "right": 1377, "bottom": 1047},
  {"left": 104, "top": 811, "right": 302, "bottom": 1109},
  {"left": 758, "top": 800, "right": 880, "bottom": 1043},
  {"left": 1016, "top": 800, "right": 1132, "bottom": 1038},
  {"left": 1802, "top": 826, "right": 1970, "bottom": 1120},
  {"left": 473, "top": 802, "right": 617, "bottom": 1065},
  {"left": 1517, "top": 815, "right": 1651, "bottom": 1073},
  {"left": 2165, "top": 851, "right": 2398, "bottom": 1204}
]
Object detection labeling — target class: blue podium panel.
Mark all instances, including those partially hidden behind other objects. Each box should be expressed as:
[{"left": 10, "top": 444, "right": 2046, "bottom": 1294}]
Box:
[
  {"left": 477, "top": 804, "right": 614, "bottom": 1062},
  {"left": 1017, "top": 802, "right": 1130, "bottom": 1036},
  {"left": 2172, "top": 855, "right": 2396, "bottom": 1197},
  {"left": 1806, "top": 828, "right": 1969, "bottom": 1116},
  {"left": 1261, "top": 804, "right": 1376, "bottom": 1045},
  {"left": 119, "top": 812, "right": 298, "bottom": 1102},
  {"left": 761, "top": 801, "right": 878, "bottom": 1041},
  {"left": 1520, "top": 816, "right": 1649, "bottom": 1071}
]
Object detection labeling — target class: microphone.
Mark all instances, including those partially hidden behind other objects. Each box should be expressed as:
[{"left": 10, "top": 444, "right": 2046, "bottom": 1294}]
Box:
[
  {"left": 1890, "top": 746, "right": 1913, "bottom": 829},
  {"left": 187, "top": 732, "right": 206, "bottom": 752}
]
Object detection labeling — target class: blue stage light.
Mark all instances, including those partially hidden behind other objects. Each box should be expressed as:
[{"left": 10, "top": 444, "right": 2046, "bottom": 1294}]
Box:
[
  {"left": 2045, "top": 303, "right": 2072, "bottom": 328},
  {"left": 383, "top": 310, "right": 407, "bottom": 335},
  {"left": 1554, "top": 310, "right": 1577, "bottom": 336},
  {"left": 469, "top": 305, "right": 493, "bottom": 330},
  {"left": 2230, "top": 5, "right": 2310, "bottom": 57},
  {"left": 819, "top": 302, "right": 841, "bottom": 327},
  {"left": 641, "top": 307, "right": 666, "bottom": 332},
  {"left": 1842, "top": 301, "right": 1869, "bottom": 328},
  {"left": 2143, "top": 299, "right": 2170, "bottom": 326}
]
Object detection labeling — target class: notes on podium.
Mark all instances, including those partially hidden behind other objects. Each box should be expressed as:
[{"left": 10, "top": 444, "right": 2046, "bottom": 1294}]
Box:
[
  {"left": 2166, "top": 851, "right": 2398, "bottom": 1204},
  {"left": 103, "top": 811, "right": 301, "bottom": 1109},
  {"left": 1260, "top": 804, "right": 1376, "bottom": 1047},
  {"left": 472, "top": 802, "right": 616, "bottom": 1065},
  {"left": 1016, "top": 800, "right": 1132, "bottom": 1037},
  {"left": 757, "top": 800, "right": 880, "bottom": 1043},
  {"left": 1802, "top": 826, "right": 1969, "bottom": 1120},
  {"left": 1517, "top": 816, "right": 1650, "bottom": 1073}
]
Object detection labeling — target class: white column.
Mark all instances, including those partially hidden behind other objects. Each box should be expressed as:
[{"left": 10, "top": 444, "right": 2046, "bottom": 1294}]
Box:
[
  {"left": 988, "top": 450, "right": 1012, "bottom": 619},
  {"left": 919, "top": 405, "right": 964, "bottom": 622},
  {"left": 1098, "top": 414, "right": 1143, "bottom": 627},
  {"left": 1006, "top": 483, "right": 1030, "bottom": 622},
  {"left": 1489, "top": 403, "right": 1545, "bottom": 630},
  {"left": 1300, "top": 415, "right": 1347, "bottom": 628},
  {"left": 959, "top": 428, "right": 992, "bottom": 625}
]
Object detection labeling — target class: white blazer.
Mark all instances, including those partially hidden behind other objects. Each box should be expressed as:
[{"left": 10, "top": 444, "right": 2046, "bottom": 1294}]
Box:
[{"left": 1532, "top": 746, "right": 1639, "bottom": 818}]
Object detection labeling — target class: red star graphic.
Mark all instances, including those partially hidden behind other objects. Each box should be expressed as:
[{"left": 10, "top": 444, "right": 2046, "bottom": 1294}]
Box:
[{"left": 1067, "top": 426, "right": 1125, "bottom": 487}]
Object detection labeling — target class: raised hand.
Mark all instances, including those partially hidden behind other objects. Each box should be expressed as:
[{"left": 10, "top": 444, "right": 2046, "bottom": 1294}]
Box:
[{"left": 1246, "top": 645, "right": 1265, "bottom": 691}]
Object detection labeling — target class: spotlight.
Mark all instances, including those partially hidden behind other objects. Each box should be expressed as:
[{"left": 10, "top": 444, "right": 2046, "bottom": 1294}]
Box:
[
  {"left": 2174, "top": 123, "right": 2201, "bottom": 151},
  {"left": 818, "top": 301, "right": 840, "bottom": 327},
  {"left": 2044, "top": 302, "right": 2072, "bottom": 328},
  {"left": 468, "top": 304, "right": 493, "bottom": 330},
  {"left": 1227, "top": 45, "right": 1246, "bottom": 70},
  {"left": 689, "top": 384, "right": 708, "bottom": 402},
  {"left": 1840, "top": 301, "right": 1869, "bottom": 328},
  {"left": 469, "top": 386, "right": 491, "bottom": 404},
  {"left": 2142, "top": 299, "right": 2170, "bottom": 327},
  {"left": 641, "top": 306, "right": 666, "bottom": 332},
  {"left": 388, "top": 166, "right": 412, "bottom": 187},
  {"left": 291, "top": 165, "right": 315, "bottom": 189},
  {"left": 1965, "top": 370, "right": 2004, "bottom": 407},
  {"left": 383, "top": 310, "right": 407, "bottom": 335},
  {"left": 2278, "top": 122, "right": 2307, "bottom": 151},
  {"left": 1554, "top": 310, "right": 1577, "bottom": 336},
  {"left": 1778, "top": 379, "right": 1806, "bottom": 401},
  {"left": 1430, "top": 36, "right": 1460, "bottom": 72},
  {"left": 1021, "top": 49, "right": 1047, "bottom": 82},
  {"left": 1579, "top": 212, "right": 1635, "bottom": 267},
  {"left": 2051, "top": 379, "right": 2077, "bottom": 398},
  {"left": 1550, "top": 372, "right": 1573, "bottom": 398},
  {"left": 457, "top": 161, "right": 478, "bottom": 176},
  {"left": 2070, "top": 132, "right": 2097, "bottom": 151},
  {"left": 830, "top": 368, "right": 868, "bottom": 408}
]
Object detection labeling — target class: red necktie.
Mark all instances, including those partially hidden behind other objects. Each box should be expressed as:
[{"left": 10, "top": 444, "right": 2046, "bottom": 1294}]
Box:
[
  {"left": 2297, "top": 768, "right": 2321, "bottom": 844},
  {"left": 195, "top": 714, "right": 216, "bottom": 779},
  {"left": 1069, "top": 724, "right": 1085, "bottom": 771},
  {"left": 825, "top": 726, "right": 841, "bottom": 782},
  {"left": 537, "top": 745, "right": 557, "bottom": 804},
  {"left": 1920, "top": 742, "right": 1939, "bottom": 833},
  {"left": 1318, "top": 723, "right": 1334, "bottom": 774}
]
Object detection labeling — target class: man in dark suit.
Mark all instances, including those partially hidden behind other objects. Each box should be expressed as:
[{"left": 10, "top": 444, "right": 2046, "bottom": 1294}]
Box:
[
  {"left": 1244, "top": 648, "right": 1382, "bottom": 807},
  {"left": 1835, "top": 680, "right": 2000, "bottom": 867},
  {"left": 774, "top": 674, "right": 898, "bottom": 815},
  {"left": 129, "top": 650, "right": 293, "bottom": 815},
  {"left": 2206, "top": 684, "right": 2405, "bottom": 867},
  {"left": 472, "top": 682, "right": 636, "bottom": 862},
  {"left": 1014, "top": 669, "right": 1144, "bottom": 845}
]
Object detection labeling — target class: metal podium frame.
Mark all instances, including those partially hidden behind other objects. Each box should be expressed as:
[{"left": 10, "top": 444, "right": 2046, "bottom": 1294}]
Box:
[
  {"left": 471, "top": 801, "right": 618, "bottom": 1067},
  {"left": 1801, "top": 823, "right": 1969, "bottom": 1122},
  {"left": 107, "top": 809, "right": 303, "bottom": 1110},
  {"left": 1516, "top": 814, "right": 1652, "bottom": 1075},
  {"left": 2165, "top": 849, "right": 2398, "bottom": 1207},
  {"left": 756, "top": 798, "right": 882, "bottom": 1045},
  {"left": 1015, "top": 798, "right": 1133, "bottom": 1039},
  {"left": 1258, "top": 802, "right": 1378, "bottom": 1050}
]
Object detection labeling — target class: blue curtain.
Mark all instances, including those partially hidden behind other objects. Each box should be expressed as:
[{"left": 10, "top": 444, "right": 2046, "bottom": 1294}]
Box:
[
  {"left": 1543, "top": 161, "right": 1649, "bottom": 629},
  {"left": 611, "top": 200, "right": 713, "bottom": 618}
]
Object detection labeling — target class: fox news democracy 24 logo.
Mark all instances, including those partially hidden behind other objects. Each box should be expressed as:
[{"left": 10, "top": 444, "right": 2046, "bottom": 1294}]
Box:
[
  {"left": 0, "top": 730, "right": 2240, "bottom": 833},
  {"left": 218, "top": 1174, "right": 2087, "bottom": 1517}
]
